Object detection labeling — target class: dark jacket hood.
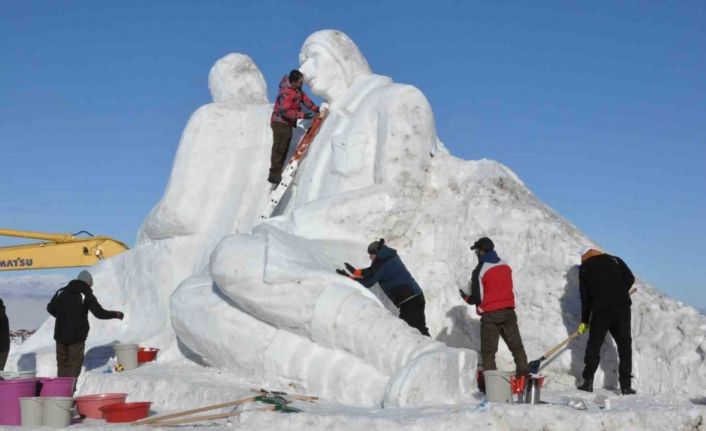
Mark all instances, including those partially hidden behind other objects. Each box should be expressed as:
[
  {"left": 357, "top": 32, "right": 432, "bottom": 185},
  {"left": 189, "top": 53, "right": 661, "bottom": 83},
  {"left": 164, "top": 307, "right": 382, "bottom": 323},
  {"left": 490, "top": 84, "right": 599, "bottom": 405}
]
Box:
[
  {"left": 479, "top": 249, "right": 501, "bottom": 264},
  {"left": 375, "top": 245, "right": 397, "bottom": 259},
  {"left": 64, "top": 280, "right": 93, "bottom": 295}
]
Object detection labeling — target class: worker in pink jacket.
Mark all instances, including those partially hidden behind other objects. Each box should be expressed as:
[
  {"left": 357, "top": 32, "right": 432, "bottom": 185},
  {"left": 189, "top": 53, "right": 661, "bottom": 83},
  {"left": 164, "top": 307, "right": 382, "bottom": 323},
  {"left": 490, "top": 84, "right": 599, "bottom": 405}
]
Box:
[{"left": 268, "top": 69, "right": 320, "bottom": 185}]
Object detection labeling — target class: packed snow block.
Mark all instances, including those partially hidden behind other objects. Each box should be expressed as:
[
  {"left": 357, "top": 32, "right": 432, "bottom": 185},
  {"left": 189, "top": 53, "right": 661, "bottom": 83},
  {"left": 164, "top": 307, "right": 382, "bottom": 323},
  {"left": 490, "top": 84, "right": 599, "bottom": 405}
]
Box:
[
  {"left": 383, "top": 347, "right": 477, "bottom": 407},
  {"left": 172, "top": 275, "right": 389, "bottom": 405},
  {"left": 171, "top": 275, "right": 277, "bottom": 373}
]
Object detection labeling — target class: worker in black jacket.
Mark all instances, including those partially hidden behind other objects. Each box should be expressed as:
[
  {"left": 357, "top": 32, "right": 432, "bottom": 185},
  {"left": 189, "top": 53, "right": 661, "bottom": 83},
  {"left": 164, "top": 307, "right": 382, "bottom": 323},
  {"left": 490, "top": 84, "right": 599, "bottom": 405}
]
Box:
[
  {"left": 577, "top": 248, "right": 636, "bottom": 395},
  {"left": 336, "top": 239, "right": 430, "bottom": 336},
  {"left": 0, "top": 298, "right": 9, "bottom": 371},
  {"left": 47, "top": 270, "right": 124, "bottom": 379}
]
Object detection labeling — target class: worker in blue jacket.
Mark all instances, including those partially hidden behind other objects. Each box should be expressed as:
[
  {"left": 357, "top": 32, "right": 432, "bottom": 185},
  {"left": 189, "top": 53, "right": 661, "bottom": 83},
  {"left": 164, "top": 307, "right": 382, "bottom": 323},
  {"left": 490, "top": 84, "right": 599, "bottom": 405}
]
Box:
[{"left": 337, "top": 239, "right": 430, "bottom": 336}]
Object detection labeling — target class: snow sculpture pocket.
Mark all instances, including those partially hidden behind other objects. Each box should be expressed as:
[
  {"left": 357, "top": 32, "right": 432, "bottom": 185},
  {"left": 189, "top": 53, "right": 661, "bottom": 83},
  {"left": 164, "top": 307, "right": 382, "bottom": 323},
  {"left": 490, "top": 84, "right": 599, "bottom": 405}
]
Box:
[{"left": 331, "top": 133, "right": 366, "bottom": 177}]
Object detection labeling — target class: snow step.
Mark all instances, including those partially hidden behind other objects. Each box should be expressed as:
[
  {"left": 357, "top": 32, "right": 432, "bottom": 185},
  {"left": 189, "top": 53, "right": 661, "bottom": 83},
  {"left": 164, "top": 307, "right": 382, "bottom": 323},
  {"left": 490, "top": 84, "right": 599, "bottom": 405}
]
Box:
[{"left": 260, "top": 115, "right": 325, "bottom": 220}]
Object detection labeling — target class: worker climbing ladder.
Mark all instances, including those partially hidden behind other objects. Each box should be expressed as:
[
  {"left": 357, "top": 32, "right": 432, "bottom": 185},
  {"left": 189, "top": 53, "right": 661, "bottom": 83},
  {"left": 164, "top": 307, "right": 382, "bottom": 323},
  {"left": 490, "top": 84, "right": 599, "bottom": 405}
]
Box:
[{"left": 260, "top": 114, "right": 325, "bottom": 220}]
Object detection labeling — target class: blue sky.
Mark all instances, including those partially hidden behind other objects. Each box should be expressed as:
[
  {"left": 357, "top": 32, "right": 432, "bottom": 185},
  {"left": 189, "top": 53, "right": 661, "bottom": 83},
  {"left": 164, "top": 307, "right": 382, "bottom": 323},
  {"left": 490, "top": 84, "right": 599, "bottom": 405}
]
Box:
[{"left": 1, "top": 1, "right": 704, "bottom": 310}]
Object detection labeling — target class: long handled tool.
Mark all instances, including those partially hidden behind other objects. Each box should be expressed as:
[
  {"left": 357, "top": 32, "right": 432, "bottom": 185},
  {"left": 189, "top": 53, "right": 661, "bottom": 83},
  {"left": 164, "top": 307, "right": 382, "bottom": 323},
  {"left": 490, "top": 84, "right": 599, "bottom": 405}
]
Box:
[
  {"left": 146, "top": 406, "right": 276, "bottom": 427},
  {"left": 529, "top": 287, "right": 637, "bottom": 373},
  {"left": 132, "top": 396, "right": 259, "bottom": 426},
  {"left": 133, "top": 388, "right": 317, "bottom": 427}
]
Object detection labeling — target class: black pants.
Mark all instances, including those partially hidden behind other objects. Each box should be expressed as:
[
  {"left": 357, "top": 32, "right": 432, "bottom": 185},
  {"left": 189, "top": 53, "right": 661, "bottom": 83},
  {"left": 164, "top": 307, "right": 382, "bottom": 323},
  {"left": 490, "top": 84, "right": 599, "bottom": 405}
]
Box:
[
  {"left": 0, "top": 350, "right": 8, "bottom": 371},
  {"left": 268, "top": 122, "right": 293, "bottom": 183},
  {"left": 399, "top": 295, "right": 430, "bottom": 336},
  {"left": 480, "top": 308, "right": 530, "bottom": 374},
  {"left": 582, "top": 304, "right": 632, "bottom": 388}
]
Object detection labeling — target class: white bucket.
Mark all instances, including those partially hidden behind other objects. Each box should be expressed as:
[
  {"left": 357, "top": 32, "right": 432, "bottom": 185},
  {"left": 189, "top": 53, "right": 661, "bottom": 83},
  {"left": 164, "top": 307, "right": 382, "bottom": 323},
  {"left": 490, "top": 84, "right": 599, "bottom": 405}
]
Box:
[
  {"left": 19, "top": 397, "right": 44, "bottom": 426},
  {"left": 0, "top": 370, "right": 37, "bottom": 380},
  {"left": 483, "top": 370, "right": 514, "bottom": 403},
  {"left": 0, "top": 370, "right": 18, "bottom": 379},
  {"left": 41, "top": 396, "right": 75, "bottom": 427},
  {"left": 18, "top": 370, "right": 37, "bottom": 379},
  {"left": 114, "top": 344, "right": 139, "bottom": 371}
]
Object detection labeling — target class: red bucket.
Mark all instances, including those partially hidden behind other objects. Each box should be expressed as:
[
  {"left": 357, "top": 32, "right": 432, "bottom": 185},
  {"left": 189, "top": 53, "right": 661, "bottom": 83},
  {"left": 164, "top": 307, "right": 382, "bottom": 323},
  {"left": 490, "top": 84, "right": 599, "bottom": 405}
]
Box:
[
  {"left": 75, "top": 393, "right": 128, "bottom": 419},
  {"left": 510, "top": 375, "right": 527, "bottom": 394},
  {"left": 100, "top": 402, "right": 152, "bottom": 423},
  {"left": 137, "top": 347, "right": 160, "bottom": 364}
]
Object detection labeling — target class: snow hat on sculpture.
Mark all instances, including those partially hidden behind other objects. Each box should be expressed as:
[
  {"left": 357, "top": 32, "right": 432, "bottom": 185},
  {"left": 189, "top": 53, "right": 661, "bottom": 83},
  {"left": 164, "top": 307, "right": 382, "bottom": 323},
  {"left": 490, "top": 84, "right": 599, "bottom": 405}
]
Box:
[
  {"left": 301, "top": 30, "right": 371, "bottom": 85},
  {"left": 208, "top": 53, "right": 267, "bottom": 104},
  {"left": 299, "top": 30, "right": 372, "bottom": 102}
]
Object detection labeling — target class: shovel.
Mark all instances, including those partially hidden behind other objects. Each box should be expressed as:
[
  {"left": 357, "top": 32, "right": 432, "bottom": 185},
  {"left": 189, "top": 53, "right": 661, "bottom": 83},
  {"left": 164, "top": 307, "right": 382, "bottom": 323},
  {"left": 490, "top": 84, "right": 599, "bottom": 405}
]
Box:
[{"left": 529, "top": 287, "right": 637, "bottom": 374}]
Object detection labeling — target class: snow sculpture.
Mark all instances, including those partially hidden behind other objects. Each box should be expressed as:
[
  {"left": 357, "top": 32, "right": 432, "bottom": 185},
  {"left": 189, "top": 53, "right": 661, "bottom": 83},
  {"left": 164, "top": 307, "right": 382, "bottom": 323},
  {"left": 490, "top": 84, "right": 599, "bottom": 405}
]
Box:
[
  {"left": 173, "top": 30, "right": 477, "bottom": 407},
  {"left": 14, "top": 31, "right": 705, "bottom": 408},
  {"left": 139, "top": 53, "right": 272, "bottom": 249},
  {"left": 14, "top": 53, "right": 274, "bottom": 370}
]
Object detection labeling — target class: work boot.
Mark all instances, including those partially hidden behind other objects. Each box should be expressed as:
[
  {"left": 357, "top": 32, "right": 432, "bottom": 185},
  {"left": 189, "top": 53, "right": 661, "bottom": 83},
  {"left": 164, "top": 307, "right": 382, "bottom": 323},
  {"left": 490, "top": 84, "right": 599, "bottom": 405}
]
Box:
[
  {"left": 577, "top": 378, "right": 593, "bottom": 392},
  {"left": 620, "top": 377, "right": 635, "bottom": 395},
  {"left": 620, "top": 386, "right": 636, "bottom": 395}
]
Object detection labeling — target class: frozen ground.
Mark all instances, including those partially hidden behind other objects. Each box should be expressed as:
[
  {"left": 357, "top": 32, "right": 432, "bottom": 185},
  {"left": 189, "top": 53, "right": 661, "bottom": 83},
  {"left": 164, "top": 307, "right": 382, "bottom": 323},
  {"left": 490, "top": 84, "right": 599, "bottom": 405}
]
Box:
[{"left": 35, "top": 361, "right": 706, "bottom": 430}]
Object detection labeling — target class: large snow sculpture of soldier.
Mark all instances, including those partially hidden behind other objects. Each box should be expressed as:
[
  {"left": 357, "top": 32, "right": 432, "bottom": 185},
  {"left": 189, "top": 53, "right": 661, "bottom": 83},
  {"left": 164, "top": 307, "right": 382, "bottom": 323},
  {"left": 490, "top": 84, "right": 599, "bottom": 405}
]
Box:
[{"left": 172, "top": 30, "right": 476, "bottom": 407}]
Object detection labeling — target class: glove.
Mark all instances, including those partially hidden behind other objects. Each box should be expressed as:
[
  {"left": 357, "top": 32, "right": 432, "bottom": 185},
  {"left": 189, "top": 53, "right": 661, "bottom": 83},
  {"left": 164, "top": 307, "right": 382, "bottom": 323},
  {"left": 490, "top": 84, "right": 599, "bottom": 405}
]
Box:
[
  {"left": 115, "top": 311, "right": 125, "bottom": 320},
  {"left": 303, "top": 112, "right": 314, "bottom": 120},
  {"left": 344, "top": 262, "right": 356, "bottom": 274},
  {"left": 459, "top": 289, "right": 472, "bottom": 304},
  {"left": 578, "top": 323, "right": 588, "bottom": 334},
  {"left": 336, "top": 268, "right": 348, "bottom": 277}
]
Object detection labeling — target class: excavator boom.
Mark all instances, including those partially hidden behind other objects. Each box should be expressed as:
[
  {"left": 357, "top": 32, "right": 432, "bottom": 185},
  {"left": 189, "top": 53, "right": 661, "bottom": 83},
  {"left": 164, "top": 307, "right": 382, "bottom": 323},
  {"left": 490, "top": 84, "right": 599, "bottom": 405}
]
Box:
[{"left": 0, "top": 228, "right": 129, "bottom": 271}]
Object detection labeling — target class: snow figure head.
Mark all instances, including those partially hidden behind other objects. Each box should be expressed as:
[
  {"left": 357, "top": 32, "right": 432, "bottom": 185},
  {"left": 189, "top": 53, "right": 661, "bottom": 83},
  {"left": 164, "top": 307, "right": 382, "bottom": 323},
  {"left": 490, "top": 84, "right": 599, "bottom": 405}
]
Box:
[
  {"left": 208, "top": 53, "right": 267, "bottom": 104},
  {"left": 299, "top": 30, "right": 372, "bottom": 102}
]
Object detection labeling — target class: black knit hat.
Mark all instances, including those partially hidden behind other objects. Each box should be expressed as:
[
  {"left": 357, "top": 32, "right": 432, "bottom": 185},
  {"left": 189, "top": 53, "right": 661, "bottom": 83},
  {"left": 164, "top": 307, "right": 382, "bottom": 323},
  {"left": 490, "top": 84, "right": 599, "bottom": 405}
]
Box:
[
  {"left": 367, "top": 238, "right": 385, "bottom": 255},
  {"left": 470, "top": 237, "right": 494, "bottom": 252}
]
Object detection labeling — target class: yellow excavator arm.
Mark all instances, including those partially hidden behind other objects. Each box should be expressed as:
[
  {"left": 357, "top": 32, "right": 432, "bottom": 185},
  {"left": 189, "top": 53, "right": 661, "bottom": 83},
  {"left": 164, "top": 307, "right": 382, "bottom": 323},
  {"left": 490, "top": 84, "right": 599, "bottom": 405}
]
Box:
[{"left": 0, "top": 228, "right": 129, "bottom": 271}]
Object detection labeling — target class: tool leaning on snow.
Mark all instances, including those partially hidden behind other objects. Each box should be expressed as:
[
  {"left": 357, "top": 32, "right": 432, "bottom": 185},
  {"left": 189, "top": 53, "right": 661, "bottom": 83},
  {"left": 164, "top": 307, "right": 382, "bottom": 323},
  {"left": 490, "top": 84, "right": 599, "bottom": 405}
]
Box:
[
  {"left": 528, "top": 287, "right": 638, "bottom": 374},
  {"left": 260, "top": 114, "right": 325, "bottom": 220},
  {"left": 131, "top": 388, "right": 317, "bottom": 427}
]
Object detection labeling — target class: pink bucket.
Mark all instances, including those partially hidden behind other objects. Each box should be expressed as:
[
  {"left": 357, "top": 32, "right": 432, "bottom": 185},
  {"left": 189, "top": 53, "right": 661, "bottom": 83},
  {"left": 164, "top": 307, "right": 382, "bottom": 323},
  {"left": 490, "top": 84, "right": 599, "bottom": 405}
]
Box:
[
  {"left": 0, "top": 378, "right": 39, "bottom": 426},
  {"left": 39, "top": 377, "right": 76, "bottom": 397}
]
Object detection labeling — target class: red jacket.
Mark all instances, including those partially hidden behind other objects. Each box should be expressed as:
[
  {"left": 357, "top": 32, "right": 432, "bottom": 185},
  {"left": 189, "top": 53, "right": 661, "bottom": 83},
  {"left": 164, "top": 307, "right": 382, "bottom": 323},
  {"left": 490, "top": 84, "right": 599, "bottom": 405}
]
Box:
[
  {"left": 464, "top": 251, "right": 516, "bottom": 314},
  {"left": 271, "top": 75, "right": 319, "bottom": 127}
]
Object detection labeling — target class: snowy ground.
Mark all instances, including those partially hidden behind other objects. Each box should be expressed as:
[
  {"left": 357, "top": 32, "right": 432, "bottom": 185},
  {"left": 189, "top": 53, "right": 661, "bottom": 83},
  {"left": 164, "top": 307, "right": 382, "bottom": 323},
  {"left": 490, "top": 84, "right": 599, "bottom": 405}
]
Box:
[{"left": 50, "top": 360, "right": 706, "bottom": 430}]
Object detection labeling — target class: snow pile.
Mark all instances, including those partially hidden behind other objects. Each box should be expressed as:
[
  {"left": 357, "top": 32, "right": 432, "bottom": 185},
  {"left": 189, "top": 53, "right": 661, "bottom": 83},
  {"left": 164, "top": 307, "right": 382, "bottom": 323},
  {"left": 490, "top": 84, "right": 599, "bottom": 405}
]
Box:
[{"left": 8, "top": 29, "right": 705, "bottom": 420}]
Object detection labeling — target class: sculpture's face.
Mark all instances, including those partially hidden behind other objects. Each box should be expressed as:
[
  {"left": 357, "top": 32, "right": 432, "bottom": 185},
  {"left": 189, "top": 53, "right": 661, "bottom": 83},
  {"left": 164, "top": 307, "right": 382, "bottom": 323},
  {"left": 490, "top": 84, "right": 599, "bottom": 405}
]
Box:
[{"left": 299, "top": 44, "right": 345, "bottom": 101}]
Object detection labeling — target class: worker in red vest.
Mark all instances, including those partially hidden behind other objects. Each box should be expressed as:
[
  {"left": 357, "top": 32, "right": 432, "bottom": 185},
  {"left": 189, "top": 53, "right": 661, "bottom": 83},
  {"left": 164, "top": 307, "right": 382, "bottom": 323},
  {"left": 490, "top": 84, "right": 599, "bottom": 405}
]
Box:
[{"left": 460, "top": 237, "right": 530, "bottom": 376}]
